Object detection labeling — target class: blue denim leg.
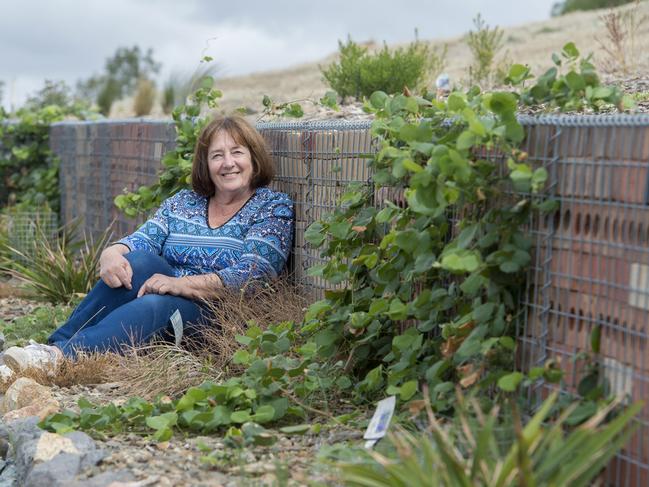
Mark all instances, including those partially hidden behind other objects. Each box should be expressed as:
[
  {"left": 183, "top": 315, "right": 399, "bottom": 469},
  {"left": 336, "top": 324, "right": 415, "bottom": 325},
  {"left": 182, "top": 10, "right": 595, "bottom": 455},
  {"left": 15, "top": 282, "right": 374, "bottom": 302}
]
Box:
[
  {"left": 48, "top": 250, "right": 206, "bottom": 357},
  {"left": 49, "top": 250, "right": 175, "bottom": 343},
  {"left": 51, "top": 293, "right": 204, "bottom": 357}
]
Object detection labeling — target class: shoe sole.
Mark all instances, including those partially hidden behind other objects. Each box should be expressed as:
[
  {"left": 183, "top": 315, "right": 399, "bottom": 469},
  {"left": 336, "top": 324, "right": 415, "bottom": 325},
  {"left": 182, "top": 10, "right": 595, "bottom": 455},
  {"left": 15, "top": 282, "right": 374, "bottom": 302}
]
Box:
[{"left": 3, "top": 352, "right": 24, "bottom": 373}]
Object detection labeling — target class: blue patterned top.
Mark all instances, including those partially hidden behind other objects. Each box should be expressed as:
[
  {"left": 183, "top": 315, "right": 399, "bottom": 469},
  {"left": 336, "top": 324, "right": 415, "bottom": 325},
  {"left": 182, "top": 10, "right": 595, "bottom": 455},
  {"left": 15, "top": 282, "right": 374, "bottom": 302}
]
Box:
[{"left": 117, "top": 187, "right": 294, "bottom": 289}]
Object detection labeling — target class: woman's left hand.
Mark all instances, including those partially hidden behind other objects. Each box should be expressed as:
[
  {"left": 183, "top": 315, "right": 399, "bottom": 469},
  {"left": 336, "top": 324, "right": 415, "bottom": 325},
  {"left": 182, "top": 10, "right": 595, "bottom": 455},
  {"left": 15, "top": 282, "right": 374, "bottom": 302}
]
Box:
[{"left": 137, "top": 274, "right": 185, "bottom": 298}]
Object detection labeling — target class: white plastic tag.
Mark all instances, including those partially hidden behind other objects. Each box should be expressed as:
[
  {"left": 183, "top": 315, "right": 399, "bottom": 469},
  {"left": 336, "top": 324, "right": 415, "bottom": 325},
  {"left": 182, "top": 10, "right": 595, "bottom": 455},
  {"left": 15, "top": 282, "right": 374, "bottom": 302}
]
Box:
[
  {"left": 170, "top": 309, "right": 183, "bottom": 347},
  {"left": 363, "top": 396, "right": 396, "bottom": 448}
]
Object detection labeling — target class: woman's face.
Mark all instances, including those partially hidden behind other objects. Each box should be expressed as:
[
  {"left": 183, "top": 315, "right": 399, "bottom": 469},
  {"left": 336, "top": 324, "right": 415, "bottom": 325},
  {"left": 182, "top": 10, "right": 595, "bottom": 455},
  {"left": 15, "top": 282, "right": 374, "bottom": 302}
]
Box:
[{"left": 207, "top": 130, "right": 254, "bottom": 197}]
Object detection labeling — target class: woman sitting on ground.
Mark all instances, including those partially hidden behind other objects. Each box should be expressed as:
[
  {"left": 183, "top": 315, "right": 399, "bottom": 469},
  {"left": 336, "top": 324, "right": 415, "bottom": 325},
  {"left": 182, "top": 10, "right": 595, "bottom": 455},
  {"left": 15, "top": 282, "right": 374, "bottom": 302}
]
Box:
[{"left": 2, "top": 115, "right": 294, "bottom": 374}]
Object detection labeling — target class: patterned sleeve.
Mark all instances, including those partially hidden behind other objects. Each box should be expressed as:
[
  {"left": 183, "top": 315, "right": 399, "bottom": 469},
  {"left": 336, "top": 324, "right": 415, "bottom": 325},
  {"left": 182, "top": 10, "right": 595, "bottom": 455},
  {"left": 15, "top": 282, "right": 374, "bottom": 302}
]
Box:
[
  {"left": 116, "top": 195, "right": 173, "bottom": 255},
  {"left": 216, "top": 193, "right": 294, "bottom": 288}
]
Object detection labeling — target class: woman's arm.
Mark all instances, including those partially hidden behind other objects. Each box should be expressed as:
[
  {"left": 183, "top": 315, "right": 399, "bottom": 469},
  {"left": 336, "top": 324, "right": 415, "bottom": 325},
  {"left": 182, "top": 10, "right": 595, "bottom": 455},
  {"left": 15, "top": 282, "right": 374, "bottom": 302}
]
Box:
[
  {"left": 117, "top": 193, "right": 178, "bottom": 255},
  {"left": 99, "top": 243, "right": 133, "bottom": 288},
  {"left": 137, "top": 192, "right": 294, "bottom": 300}
]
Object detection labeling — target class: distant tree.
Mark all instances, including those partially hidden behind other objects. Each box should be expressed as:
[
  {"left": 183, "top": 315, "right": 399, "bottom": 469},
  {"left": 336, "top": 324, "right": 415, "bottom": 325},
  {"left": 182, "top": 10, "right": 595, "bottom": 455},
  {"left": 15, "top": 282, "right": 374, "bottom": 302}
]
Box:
[
  {"left": 24, "top": 80, "right": 72, "bottom": 110},
  {"left": 552, "top": 0, "right": 634, "bottom": 16},
  {"left": 76, "top": 46, "right": 161, "bottom": 116}
]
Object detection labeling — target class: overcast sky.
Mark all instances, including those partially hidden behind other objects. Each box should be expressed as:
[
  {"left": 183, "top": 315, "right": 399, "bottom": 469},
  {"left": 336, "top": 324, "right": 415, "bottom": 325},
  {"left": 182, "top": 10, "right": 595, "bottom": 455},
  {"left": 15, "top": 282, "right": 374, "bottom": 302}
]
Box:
[{"left": 0, "top": 0, "right": 557, "bottom": 110}]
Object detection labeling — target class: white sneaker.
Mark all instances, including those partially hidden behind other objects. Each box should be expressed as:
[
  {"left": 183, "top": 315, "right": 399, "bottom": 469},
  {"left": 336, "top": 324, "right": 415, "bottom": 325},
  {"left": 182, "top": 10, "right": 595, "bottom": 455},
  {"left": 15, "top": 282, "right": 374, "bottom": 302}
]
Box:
[
  {"left": 3, "top": 341, "right": 63, "bottom": 373},
  {"left": 0, "top": 364, "right": 14, "bottom": 384}
]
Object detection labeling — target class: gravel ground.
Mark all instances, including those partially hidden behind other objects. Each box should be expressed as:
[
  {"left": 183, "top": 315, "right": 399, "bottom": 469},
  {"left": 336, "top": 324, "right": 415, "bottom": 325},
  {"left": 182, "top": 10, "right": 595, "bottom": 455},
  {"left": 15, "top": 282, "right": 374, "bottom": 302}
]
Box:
[{"left": 0, "top": 295, "right": 356, "bottom": 486}]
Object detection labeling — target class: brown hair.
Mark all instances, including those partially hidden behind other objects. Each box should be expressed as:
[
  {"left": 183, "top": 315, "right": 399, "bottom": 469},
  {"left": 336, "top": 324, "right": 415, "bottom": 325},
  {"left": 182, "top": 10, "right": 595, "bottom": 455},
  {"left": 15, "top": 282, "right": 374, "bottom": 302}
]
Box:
[{"left": 191, "top": 115, "right": 275, "bottom": 197}]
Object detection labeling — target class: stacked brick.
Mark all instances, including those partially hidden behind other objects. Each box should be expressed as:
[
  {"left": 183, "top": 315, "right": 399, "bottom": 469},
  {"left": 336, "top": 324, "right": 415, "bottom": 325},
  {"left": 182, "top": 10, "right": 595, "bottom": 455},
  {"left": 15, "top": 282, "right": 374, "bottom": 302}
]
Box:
[
  {"left": 53, "top": 121, "right": 175, "bottom": 240},
  {"left": 259, "top": 125, "right": 374, "bottom": 294},
  {"left": 50, "top": 117, "right": 649, "bottom": 484},
  {"left": 528, "top": 122, "right": 649, "bottom": 487}
]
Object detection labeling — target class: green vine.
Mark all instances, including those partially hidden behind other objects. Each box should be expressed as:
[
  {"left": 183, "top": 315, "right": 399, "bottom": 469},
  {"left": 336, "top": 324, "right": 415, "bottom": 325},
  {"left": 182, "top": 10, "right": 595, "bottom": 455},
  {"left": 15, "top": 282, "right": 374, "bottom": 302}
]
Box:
[{"left": 40, "top": 43, "right": 634, "bottom": 442}]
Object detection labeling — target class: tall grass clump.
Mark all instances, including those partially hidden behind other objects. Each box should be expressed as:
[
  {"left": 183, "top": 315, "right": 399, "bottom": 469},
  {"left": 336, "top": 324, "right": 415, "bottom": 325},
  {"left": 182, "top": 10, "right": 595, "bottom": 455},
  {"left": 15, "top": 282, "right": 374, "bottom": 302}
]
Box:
[
  {"left": 0, "top": 218, "right": 112, "bottom": 304},
  {"left": 133, "top": 78, "right": 156, "bottom": 116},
  {"left": 110, "top": 280, "right": 307, "bottom": 399},
  {"left": 161, "top": 63, "right": 220, "bottom": 115},
  {"left": 321, "top": 36, "right": 446, "bottom": 100},
  {"left": 336, "top": 391, "right": 642, "bottom": 487}
]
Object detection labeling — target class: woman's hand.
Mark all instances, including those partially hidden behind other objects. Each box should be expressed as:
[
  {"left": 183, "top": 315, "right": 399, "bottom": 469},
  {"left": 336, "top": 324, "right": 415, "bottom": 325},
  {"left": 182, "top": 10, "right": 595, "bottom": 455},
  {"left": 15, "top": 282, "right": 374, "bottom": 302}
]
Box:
[
  {"left": 137, "top": 274, "right": 185, "bottom": 298},
  {"left": 99, "top": 246, "right": 133, "bottom": 290}
]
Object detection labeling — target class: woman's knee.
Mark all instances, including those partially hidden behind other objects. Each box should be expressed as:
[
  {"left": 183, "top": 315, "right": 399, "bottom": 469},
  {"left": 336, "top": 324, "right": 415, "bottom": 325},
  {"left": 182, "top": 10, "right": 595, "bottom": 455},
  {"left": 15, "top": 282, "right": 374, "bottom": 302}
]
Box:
[{"left": 124, "top": 250, "right": 173, "bottom": 278}]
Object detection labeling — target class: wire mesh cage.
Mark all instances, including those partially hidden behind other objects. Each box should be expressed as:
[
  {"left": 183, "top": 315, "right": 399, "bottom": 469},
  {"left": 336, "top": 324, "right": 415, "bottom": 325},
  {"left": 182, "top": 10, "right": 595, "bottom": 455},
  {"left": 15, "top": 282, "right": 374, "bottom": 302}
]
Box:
[
  {"left": 0, "top": 210, "right": 59, "bottom": 263},
  {"left": 50, "top": 115, "right": 649, "bottom": 484}
]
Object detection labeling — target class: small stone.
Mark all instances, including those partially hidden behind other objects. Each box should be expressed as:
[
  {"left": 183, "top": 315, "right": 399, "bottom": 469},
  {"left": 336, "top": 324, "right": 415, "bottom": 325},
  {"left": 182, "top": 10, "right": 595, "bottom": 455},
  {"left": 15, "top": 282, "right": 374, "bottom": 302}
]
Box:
[
  {"left": 24, "top": 453, "right": 81, "bottom": 487},
  {"left": 32, "top": 432, "right": 80, "bottom": 463},
  {"left": 3, "top": 398, "right": 60, "bottom": 422},
  {"left": 93, "top": 382, "right": 121, "bottom": 392},
  {"left": 2, "top": 378, "right": 57, "bottom": 414},
  {"left": 67, "top": 469, "right": 136, "bottom": 487}
]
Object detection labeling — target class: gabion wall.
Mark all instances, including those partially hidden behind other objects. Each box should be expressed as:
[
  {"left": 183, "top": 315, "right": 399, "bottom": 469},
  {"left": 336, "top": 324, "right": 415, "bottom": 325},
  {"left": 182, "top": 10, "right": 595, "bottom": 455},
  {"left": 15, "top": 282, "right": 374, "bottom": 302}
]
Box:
[{"left": 50, "top": 115, "right": 649, "bottom": 486}]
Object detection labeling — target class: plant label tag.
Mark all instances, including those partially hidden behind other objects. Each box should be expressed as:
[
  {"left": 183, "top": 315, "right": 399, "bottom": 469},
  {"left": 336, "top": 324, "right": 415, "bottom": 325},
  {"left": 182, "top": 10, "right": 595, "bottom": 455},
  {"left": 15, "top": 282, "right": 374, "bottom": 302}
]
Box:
[
  {"left": 170, "top": 309, "right": 183, "bottom": 347},
  {"left": 363, "top": 395, "right": 396, "bottom": 447}
]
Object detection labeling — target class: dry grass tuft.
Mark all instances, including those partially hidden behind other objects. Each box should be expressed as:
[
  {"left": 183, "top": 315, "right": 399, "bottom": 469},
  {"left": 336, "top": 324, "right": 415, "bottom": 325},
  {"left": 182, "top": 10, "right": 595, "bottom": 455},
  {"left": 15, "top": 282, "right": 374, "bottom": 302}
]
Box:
[
  {"left": 199, "top": 279, "right": 308, "bottom": 370},
  {"left": 108, "top": 342, "right": 220, "bottom": 400},
  {"left": 0, "top": 352, "right": 119, "bottom": 393},
  {"left": 107, "top": 279, "right": 308, "bottom": 399}
]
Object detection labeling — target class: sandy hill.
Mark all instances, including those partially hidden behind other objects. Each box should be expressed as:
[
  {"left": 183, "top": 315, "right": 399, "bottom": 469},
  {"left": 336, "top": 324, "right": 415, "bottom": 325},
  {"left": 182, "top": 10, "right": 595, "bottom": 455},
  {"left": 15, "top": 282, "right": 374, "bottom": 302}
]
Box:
[
  {"left": 112, "top": 2, "right": 649, "bottom": 118},
  {"left": 215, "top": 2, "right": 649, "bottom": 114}
]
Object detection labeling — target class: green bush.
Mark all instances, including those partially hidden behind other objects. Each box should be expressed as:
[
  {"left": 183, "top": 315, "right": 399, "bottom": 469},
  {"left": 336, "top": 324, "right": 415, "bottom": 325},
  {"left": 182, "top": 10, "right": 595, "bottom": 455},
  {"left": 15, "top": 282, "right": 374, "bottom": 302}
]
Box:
[
  {"left": 321, "top": 37, "right": 446, "bottom": 100},
  {"left": 552, "top": 0, "right": 634, "bottom": 16}
]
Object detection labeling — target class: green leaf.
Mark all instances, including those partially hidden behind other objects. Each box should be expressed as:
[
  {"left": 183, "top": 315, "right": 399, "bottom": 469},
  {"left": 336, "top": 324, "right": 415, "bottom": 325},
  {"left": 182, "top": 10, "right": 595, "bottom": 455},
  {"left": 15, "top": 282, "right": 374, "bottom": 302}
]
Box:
[
  {"left": 562, "top": 42, "right": 579, "bottom": 59},
  {"left": 370, "top": 91, "right": 389, "bottom": 109},
  {"left": 441, "top": 251, "right": 482, "bottom": 274},
  {"left": 565, "top": 71, "right": 585, "bottom": 92},
  {"left": 590, "top": 324, "right": 601, "bottom": 354},
  {"left": 399, "top": 380, "right": 418, "bottom": 400},
  {"left": 232, "top": 350, "right": 250, "bottom": 365},
  {"left": 328, "top": 221, "right": 352, "bottom": 240},
  {"left": 401, "top": 158, "right": 423, "bottom": 173},
  {"left": 252, "top": 405, "right": 275, "bottom": 424},
  {"left": 279, "top": 424, "right": 311, "bottom": 435},
  {"left": 456, "top": 130, "right": 476, "bottom": 150},
  {"left": 487, "top": 92, "right": 517, "bottom": 117},
  {"left": 230, "top": 410, "right": 252, "bottom": 424},
  {"left": 146, "top": 412, "right": 178, "bottom": 430},
  {"left": 305, "top": 222, "right": 326, "bottom": 247},
  {"left": 498, "top": 372, "right": 524, "bottom": 392},
  {"left": 447, "top": 92, "right": 466, "bottom": 112}
]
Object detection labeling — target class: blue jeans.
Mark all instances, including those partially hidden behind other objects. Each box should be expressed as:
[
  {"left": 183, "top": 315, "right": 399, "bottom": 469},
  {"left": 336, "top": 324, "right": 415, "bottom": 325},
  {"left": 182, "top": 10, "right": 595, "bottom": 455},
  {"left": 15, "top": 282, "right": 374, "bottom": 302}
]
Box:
[{"left": 48, "top": 250, "right": 209, "bottom": 358}]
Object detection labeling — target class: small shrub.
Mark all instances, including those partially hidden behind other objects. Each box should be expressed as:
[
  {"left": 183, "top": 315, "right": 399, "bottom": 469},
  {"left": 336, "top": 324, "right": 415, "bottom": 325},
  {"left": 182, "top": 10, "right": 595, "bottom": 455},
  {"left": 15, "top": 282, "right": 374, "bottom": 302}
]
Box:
[
  {"left": 0, "top": 218, "right": 112, "bottom": 304},
  {"left": 133, "top": 78, "right": 156, "bottom": 116},
  {"left": 466, "top": 14, "right": 505, "bottom": 87},
  {"left": 596, "top": 0, "right": 647, "bottom": 75},
  {"left": 321, "top": 37, "right": 446, "bottom": 99}
]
